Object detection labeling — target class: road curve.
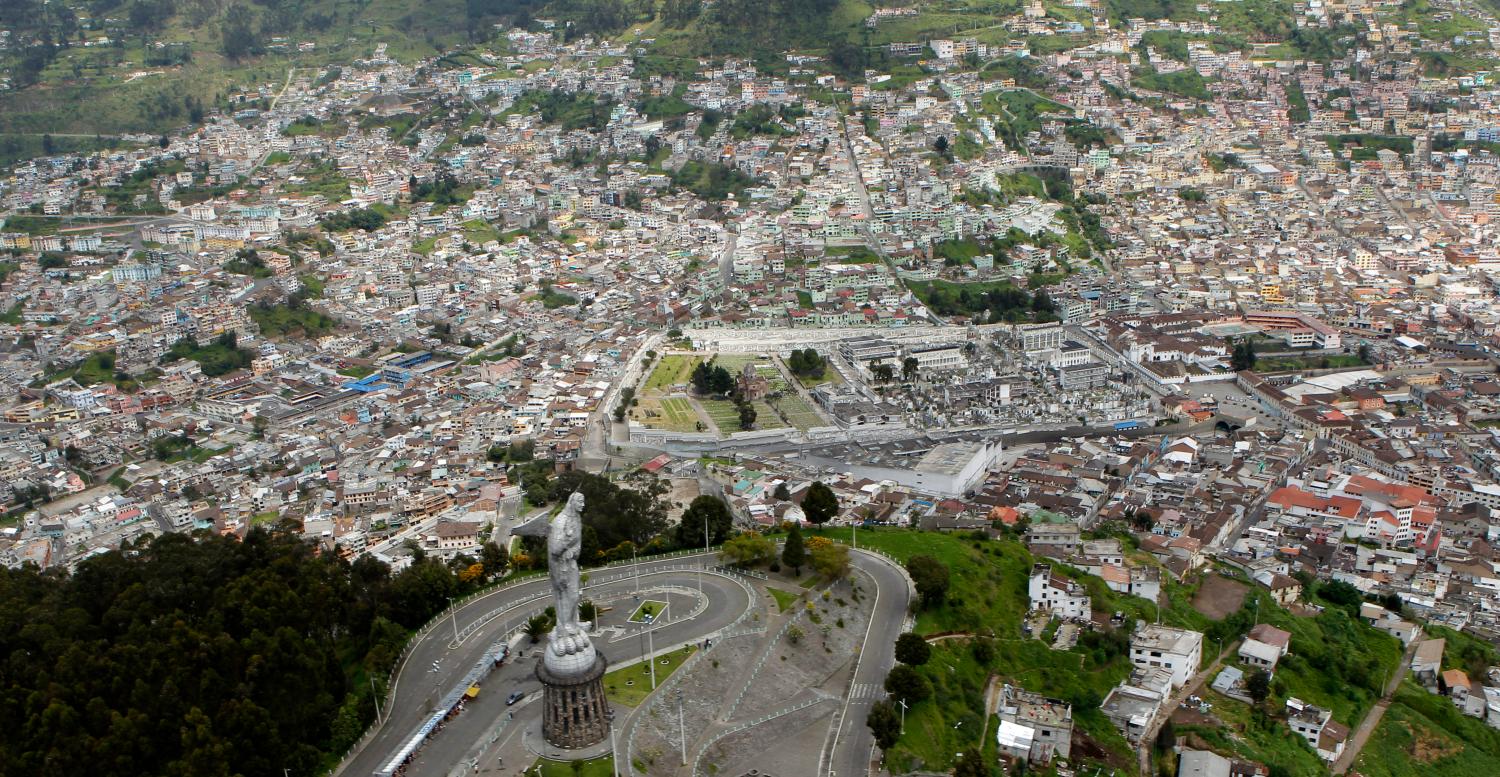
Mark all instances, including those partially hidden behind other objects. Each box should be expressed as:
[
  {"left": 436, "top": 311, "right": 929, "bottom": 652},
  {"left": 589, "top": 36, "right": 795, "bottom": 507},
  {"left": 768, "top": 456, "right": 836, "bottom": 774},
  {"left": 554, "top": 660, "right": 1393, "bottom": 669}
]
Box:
[
  {"left": 825, "top": 549, "right": 912, "bottom": 777},
  {"left": 339, "top": 553, "right": 749, "bottom": 777}
]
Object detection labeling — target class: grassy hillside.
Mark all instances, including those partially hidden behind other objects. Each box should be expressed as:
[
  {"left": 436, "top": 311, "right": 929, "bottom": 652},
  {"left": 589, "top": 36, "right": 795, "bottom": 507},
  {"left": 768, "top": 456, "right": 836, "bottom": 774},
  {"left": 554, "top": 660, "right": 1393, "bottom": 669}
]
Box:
[
  {"left": 0, "top": 0, "right": 488, "bottom": 137},
  {"left": 812, "top": 526, "right": 1404, "bottom": 775},
  {"left": 1353, "top": 625, "right": 1500, "bottom": 776},
  {"left": 0, "top": 0, "right": 1039, "bottom": 142},
  {"left": 1357, "top": 687, "right": 1500, "bottom": 777}
]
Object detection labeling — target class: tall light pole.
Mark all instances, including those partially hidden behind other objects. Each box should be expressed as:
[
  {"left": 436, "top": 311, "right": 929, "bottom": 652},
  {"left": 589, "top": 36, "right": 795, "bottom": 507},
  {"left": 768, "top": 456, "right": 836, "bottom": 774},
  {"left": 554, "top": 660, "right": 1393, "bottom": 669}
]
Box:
[
  {"left": 700, "top": 511, "right": 711, "bottom": 596},
  {"left": 632, "top": 542, "right": 640, "bottom": 593},
  {"left": 897, "top": 699, "right": 907, "bottom": 734},
  {"left": 610, "top": 715, "right": 620, "bottom": 777},
  {"left": 676, "top": 690, "right": 688, "bottom": 765},
  {"left": 370, "top": 675, "right": 383, "bottom": 723},
  {"left": 449, "top": 596, "right": 459, "bottom": 644},
  {"left": 647, "top": 624, "right": 657, "bottom": 689}
]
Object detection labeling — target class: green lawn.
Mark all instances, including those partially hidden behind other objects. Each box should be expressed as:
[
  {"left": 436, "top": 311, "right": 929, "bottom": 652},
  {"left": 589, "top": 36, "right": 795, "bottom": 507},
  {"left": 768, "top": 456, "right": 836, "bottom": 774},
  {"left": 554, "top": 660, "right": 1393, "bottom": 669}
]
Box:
[
  {"left": 769, "top": 393, "right": 825, "bottom": 430},
  {"left": 713, "top": 354, "right": 762, "bottom": 374},
  {"left": 1177, "top": 690, "right": 1328, "bottom": 777},
  {"left": 627, "top": 599, "right": 668, "bottom": 623},
  {"left": 634, "top": 397, "right": 693, "bottom": 432},
  {"left": 601, "top": 646, "right": 696, "bottom": 707},
  {"left": 1356, "top": 693, "right": 1500, "bottom": 777},
  {"left": 700, "top": 398, "right": 743, "bottom": 433},
  {"left": 767, "top": 587, "right": 799, "bottom": 613},
  {"left": 804, "top": 527, "right": 1403, "bottom": 774},
  {"left": 656, "top": 397, "right": 700, "bottom": 432},
  {"left": 250, "top": 304, "right": 337, "bottom": 339},
  {"left": 527, "top": 755, "right": 615, "bottom": 777},
  {"left": 461, "top": 219, "right": 501, "bottom": 245},
  {"left": 412, "top": 236, "right": 440, "bottom": 256},
  {"left": 750, "top": 401, "right": 786, "bottom": 430},
  {"left": 644, "top": 354, "right": 699, "bottom": 391},
  {"left": 1255, "top": 353, "right": 1369, "bottom": 372}
]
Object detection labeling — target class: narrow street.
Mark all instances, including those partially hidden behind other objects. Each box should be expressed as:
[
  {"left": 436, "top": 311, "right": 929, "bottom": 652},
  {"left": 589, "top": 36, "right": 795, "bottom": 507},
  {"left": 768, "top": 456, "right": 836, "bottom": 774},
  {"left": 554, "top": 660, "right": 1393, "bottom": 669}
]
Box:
[
  {"left": 1331, "top": 639, "right": 1417, "bottom": 774},
  {"left": 716, "top": 230, "right": 738, "bottom": 288}
]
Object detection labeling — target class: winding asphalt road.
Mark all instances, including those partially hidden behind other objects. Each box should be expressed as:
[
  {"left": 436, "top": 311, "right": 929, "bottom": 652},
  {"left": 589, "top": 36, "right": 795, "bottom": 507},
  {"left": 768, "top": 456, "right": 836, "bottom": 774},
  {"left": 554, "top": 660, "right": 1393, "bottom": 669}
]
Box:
[
  {"left": 340, "top": 546, "right": 911, "bottom": 777},
  {"left": 823, "top": 549, "right": 912, "bottom": 777},
  {"left": 340, "top": 555, "right": 750, "bottom": 777}
]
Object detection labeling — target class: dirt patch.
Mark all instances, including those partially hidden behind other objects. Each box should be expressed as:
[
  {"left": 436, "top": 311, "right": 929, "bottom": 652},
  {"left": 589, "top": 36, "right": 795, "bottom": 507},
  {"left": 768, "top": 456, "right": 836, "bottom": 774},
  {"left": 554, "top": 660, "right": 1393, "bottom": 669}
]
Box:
[
  {"left": 1171, "top": 706, "right": 1219, "bottom": 728},
  {"left": 663, "top": 477, "right": 702, "bottom": 522},
  {"left": 1071, "top": 731, "right": 1133, "bottom": 770},
  {"left": 1192, "top": 574, "right": 1249, "bottom": 620},
  {"left": 1412, "top": 725, "right": 1462, "bottom": 763}
]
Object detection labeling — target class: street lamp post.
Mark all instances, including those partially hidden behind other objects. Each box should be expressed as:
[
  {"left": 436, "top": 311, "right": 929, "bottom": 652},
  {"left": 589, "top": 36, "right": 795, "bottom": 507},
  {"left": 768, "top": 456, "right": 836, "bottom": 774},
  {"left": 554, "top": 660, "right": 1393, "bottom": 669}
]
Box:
[
  {"left": 647, "top": 625, "right": 657, "bottom": 689},
  {"left": 449, "top": 596, "right": 460, "bottom": 644},
  {"left": 610, "top": 717, "right": 620, "bottom": 777},
  {"left": 676, "top": 690, "right": 687, "bottom": 766},
  {"left": 897, "top": 699, "right": 907, "bottom": 734},
  {"left": 700, "top": 512, "right": 711, "bottom": 596},
  {"left": 370, "top": 675, "right": 383, "bottom": 723}
]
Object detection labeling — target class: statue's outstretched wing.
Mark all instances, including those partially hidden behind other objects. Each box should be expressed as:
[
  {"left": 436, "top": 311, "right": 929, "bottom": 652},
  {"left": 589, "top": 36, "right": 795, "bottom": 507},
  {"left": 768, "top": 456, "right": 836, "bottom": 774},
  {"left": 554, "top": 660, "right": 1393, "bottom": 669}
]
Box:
[{"left": 512, "top": 514, "right": 550, "bottom": 538}]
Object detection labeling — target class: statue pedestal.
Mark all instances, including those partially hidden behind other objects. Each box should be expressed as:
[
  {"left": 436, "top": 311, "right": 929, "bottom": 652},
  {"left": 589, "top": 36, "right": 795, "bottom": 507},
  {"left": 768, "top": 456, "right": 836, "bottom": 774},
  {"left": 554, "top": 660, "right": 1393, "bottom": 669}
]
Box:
[{"left": 535, "top": 645, "right": 610, "bottom": 749}]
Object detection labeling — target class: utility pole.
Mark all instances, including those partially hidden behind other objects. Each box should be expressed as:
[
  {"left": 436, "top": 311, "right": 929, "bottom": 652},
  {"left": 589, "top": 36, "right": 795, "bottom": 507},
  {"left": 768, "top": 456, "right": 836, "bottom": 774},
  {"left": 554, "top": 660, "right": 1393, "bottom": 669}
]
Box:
[
  {"left": 701, "top": 511, "right": 711, "bottom": 596},
  {"left": 647, "top": 625, "right": 657, "bottom": 688},
  {"left": 370, "top": 676, "right": 383, "bottom": 723},
  {"left": 676, "top": 690, "right": 687, "bottom": 766},
  {"left": 610, "top": 718, "right": 620, "bottom": 777}
]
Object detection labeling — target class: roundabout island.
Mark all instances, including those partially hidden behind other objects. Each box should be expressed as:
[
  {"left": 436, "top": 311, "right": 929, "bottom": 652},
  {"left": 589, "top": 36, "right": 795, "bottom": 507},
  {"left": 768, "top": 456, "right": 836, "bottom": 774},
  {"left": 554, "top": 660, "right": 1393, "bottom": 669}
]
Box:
[{"left": 338, "top": 510, "right": 910, "bottom": 777}]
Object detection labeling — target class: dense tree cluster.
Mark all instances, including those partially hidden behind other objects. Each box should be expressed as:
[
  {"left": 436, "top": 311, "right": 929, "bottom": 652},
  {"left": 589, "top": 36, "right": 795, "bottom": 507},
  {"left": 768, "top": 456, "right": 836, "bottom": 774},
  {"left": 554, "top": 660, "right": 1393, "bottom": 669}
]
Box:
[
  {"left": 319, "top": 207, "right": 389, "bottom": 232},
  {"left": 410, "top": 172, "right": 468, "bottom": 206},
  {"left": 801, "top": 481, "right": 839, "bottom": 528},
  {"left": 785, "top": 348, "right": 826, "bottom": 379},
  {"left": 912, "top": 280, "right": 1053, "bottom": 324},
  {"left": 1230, "top": 338, "right": 1258, "bottom": 372},
  {"left": 513, "top": 89, "right": 618, "bottom": 132},
  {"left": 721, "top": 532, "right": 776, "bottom": 567},
  {"left": 702, "top": 0, "right": 840, "bottom": 54},
  {"left": 162, "top": 331, "right": 255, "bottom": 377},
  {"left": 513, "top": 470, "right": 672, "bottom": 563},
  {"left": 675, "top": 495, "right": 734, "bottom": 548},
  {"left": 0, "top": 526, "right": 507, "bottom": 777},
  {"left": 669, "top": 160, "right": 761, "bottom": 202},
  {"left": 894, "top": 633, "right": 932, "bottom": 666},
  {"left": 691, "top": 360, "right": 735, "bottom": 396},
  {"left": 905, "top": 554, "right": 951, "bottom": 608}
]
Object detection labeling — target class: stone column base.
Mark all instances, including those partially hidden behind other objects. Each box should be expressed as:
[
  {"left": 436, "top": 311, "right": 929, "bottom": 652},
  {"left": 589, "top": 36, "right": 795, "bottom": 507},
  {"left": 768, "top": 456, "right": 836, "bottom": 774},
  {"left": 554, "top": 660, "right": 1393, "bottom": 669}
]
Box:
[{"left": 535, "top": 648, "right": 610, "bottom": 749}]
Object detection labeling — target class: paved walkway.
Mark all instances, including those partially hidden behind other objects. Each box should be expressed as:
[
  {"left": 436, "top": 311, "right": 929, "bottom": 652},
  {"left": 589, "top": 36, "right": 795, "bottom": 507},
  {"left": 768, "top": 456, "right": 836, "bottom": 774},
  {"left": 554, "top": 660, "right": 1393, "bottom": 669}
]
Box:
[{"left": 1331, "top": 639, "right": 1418, "bottom": 774}]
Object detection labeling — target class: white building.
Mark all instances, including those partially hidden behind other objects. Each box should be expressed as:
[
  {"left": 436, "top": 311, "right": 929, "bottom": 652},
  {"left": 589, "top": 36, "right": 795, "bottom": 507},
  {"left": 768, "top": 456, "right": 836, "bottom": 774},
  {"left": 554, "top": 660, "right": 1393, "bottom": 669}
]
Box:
[
  {"left": 1286, "top": 698, "right": 1348, "bottom": 762},
  {"left": 1238, "top": 623, "right": 1291, "bottom": 672},
  {"left": 995, "top": 684, "right": 1073, "bottom": 763},
  {"left": 1029, "top": 564, "right": 1092, "bottom": 619},
  {"left": 904, "top": 342, "right": 966, "bottom": 372},
  {"left": 1130, "top": 624, "right": 1204, "bottom": 688}
]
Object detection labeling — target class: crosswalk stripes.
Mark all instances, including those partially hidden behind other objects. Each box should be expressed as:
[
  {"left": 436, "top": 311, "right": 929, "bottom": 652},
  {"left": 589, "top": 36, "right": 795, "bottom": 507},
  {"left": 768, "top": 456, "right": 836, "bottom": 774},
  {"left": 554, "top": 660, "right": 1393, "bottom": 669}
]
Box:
[{"left": 848, "top": 683, "right": 885, "bottom": 702}]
